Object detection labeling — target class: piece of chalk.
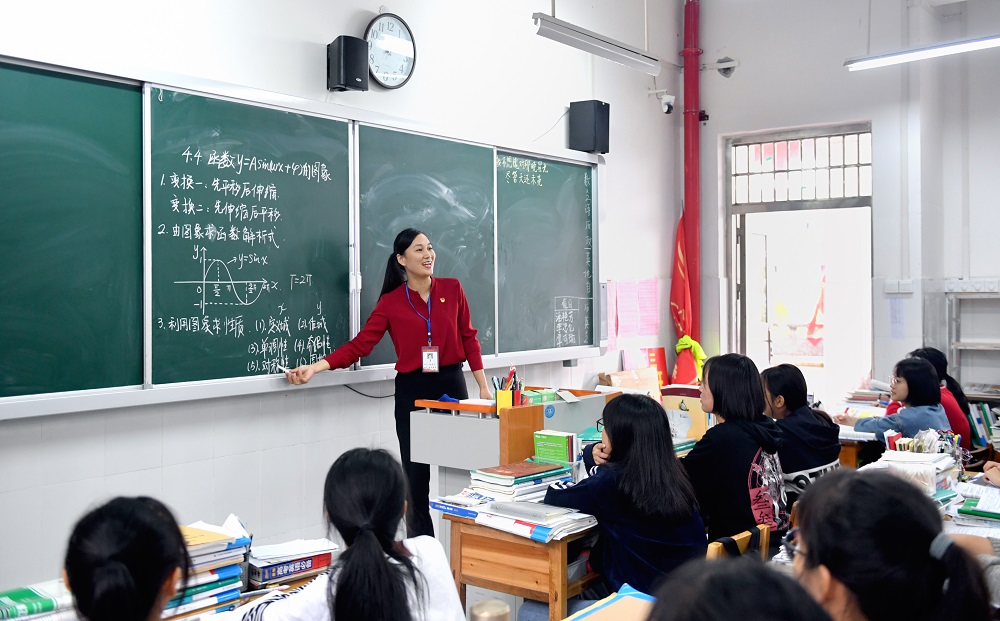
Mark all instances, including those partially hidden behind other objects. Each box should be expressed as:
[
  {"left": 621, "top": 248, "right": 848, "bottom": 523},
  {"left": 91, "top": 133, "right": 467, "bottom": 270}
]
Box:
[{"left": 277, "top": 365, "right": 290, "bottom": 373}]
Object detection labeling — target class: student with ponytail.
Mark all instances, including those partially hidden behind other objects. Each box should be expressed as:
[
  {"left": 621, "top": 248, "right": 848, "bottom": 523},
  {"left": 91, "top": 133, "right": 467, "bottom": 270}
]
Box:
[
  {"left": 761, "top": 363, "right": 841, "bottom": 506},
  {"left": 236, "top": 448, "right": 463, "bottom": 621},
  {"left": 791, "top": 469, "right": 990, "bottom": 621},
  {"left": 286, "top": 229, "right": 491, "bottom": 536},
  {"left": 64, "top": 497, "right": 189, "bottom": 621}
]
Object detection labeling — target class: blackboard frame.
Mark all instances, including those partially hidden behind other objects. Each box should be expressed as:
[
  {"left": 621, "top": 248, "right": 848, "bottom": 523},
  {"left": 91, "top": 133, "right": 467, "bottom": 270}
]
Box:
[{"left": 0, "top": 58, "right": 605, "bottom": 421}]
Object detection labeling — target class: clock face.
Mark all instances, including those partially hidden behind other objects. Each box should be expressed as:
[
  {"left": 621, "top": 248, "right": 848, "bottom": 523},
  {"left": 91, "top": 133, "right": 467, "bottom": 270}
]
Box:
[{"left": 364, "top": 13, "right": 416, "bottom": 89}]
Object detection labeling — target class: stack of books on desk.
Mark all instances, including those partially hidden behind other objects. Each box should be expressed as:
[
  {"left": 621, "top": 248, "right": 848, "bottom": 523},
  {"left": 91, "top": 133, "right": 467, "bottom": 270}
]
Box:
[
  {"left": 248, "top": 539, "right": 338, "bottom": 588},
  {"left": 861, "top": 451, "right": 957, "bottom": 495},
  {"left": 0, "top": 579, "right": 77, "bottom": 621},
  {"left": 163, "top": 514, "right": 251, "bottom": 620},
  {"left": 430, "top": 461, "right": 573, "bottom": 519},
  {"left": 475, "top": 501, "right": 597, "bottom": 543}
]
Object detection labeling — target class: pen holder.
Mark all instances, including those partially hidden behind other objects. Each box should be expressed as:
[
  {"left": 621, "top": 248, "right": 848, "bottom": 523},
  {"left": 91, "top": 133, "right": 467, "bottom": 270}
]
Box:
[{"left": 495, "top": 389, "right": 521, "bottom": 411}]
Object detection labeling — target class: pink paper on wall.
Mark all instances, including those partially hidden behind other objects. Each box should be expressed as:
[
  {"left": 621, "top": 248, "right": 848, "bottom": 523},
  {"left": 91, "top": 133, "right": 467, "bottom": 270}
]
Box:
[
  {"left": 637, "top": 278, "right": 660, "bottom": 336},
  {"left": 616, "top": 280, "right": 640, "bottom": 338},
  {"left": 607, "top": 280, "right": 618, "bottom": 351}
]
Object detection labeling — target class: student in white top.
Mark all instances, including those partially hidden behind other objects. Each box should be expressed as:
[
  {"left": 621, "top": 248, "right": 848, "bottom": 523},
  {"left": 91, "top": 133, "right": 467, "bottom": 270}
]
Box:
[{"left": 234, "top": 448, "right": 464, "bottom": 621}]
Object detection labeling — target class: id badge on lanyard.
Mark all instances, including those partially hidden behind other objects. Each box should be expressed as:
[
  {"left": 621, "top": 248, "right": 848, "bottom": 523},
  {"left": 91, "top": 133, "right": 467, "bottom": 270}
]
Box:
[{"left": 408, "top": 287, "right": 439, "bottom": 373}]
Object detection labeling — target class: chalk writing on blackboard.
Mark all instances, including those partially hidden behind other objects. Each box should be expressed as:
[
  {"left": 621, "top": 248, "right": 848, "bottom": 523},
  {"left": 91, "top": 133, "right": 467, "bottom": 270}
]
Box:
[{"left": 151, "top": 90, "right": 349, "bottom": 384}]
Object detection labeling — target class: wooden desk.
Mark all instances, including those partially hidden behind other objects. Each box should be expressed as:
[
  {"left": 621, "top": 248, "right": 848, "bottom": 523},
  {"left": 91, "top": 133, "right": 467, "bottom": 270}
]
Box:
[
  {"left": 445, "top": 514, "right": 601, "bottom": 621},
  {"left": 839, "top": 441, "right": 862, "bottom": 468}
]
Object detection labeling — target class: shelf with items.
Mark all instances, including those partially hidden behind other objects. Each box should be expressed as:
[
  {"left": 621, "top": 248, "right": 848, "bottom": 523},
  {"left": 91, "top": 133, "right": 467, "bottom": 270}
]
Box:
[{"left": 947, "top": 292, "right": 1000, "bottom": 391}]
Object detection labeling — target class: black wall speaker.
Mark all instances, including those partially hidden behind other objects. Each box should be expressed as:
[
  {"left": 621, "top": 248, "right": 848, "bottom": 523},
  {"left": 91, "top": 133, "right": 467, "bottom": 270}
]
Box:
[
  {"left": 327, "top": 35, "right": 368, "bottom": 92},
  {"left": 568, "top": 100, "right": 610, "bottom": 154}
]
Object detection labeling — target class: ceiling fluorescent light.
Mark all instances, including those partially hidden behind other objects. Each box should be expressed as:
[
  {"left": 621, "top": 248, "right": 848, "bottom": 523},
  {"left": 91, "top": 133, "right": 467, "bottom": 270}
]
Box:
[
  {"left": 845, "top": 33, "right": 1000, "bottom": 71},
  {"left": 532, "top": 13, "right": 661, "bottom": 76}
]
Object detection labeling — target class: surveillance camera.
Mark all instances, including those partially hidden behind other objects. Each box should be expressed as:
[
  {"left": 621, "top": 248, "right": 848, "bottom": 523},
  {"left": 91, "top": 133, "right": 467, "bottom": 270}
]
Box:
[{"left": 661, "top": 94, "right": 676, "bottom": 115}]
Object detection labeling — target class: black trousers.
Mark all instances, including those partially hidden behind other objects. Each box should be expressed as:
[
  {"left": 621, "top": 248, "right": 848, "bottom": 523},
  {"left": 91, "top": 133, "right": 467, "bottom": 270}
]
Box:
[{"left": 394, "top": 363, "right": 468, "bottom": 537}]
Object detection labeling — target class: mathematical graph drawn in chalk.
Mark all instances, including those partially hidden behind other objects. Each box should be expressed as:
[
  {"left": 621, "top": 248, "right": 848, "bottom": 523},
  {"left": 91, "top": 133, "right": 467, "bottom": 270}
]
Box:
[{"left": 175, "top": 246, "right": 278, "bottom": 314}]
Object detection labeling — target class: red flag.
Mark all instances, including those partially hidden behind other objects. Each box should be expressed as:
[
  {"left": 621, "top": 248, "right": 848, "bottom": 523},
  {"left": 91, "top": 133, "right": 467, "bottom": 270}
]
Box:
[
  {"left": 806, "top": 268, "right": 826, "bottom": 347},
  {"left": 670, "top": 213, "right": 698, "bottom": 385}
]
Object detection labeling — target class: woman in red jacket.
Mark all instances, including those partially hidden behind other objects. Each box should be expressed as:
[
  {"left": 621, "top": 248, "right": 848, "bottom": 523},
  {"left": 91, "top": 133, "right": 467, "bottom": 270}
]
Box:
[{"left": 286, "top": 228, "right": 491, "bottom": 536}]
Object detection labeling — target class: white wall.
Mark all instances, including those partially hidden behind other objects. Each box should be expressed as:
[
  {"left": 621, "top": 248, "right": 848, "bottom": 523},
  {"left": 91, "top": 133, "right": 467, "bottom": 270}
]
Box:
[
  {"left": 0, "top": 1, "right": 683, "bottom": 588},
  {"left": 697, "top": 0, "right": 1000, "bottom": 379}
]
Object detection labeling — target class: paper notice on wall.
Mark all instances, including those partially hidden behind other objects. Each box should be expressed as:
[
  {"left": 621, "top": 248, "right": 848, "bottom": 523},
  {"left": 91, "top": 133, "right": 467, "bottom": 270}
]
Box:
[
  {"left": 889, "top": 297, "right": 905, "bottom": 340},
  {"left": 616, "top": 280, "right": 640, "bottom": 338},
  {"left": 637, "top": 278, "right": 660, "bottom": 336}
]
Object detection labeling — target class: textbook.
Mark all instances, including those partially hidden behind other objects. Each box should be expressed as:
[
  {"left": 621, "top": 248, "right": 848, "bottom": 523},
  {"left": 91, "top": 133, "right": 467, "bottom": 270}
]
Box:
[
  {"left": 166, "top": 577, "right": 242, "bottom": 609},
  {"left": 487, "top": 501, "right": 575, "bottom": 524},
  {"left": 0, "top": 581, "right": 72, "bottom": 620},
  {"left": 471, "top": 461, "right": 568, "bottom": 484},
  {"left": 249, "top": 552, "right": 332, "bottom": 584},
  {"left": 958, "top": 497, "right": 1000, "bottom": 521},
  {"left": 429, "top": 500, "right": 481, "bottom": 520},
  {"left": 160, "top": 588, "right": 241, "bottom": 619},
  {"left": 181, "top": 564, "right": 243, "bottom": 589},
  {"left": 474, "top": 511, "right": 596, "bottom": 543},
  {"left": 534, "top": 430, "right": 577, "bottom": 463}
]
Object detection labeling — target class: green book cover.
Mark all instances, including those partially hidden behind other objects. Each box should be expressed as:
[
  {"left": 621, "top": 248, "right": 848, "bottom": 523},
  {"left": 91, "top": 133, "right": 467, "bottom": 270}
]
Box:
[
  {"left": 0, "top": 581, "right": 71, "bottom": 619},
  {"left": 534, "top": 430, "right": 573, "bottom": 463},
  {"left": 958, "top": 498, "right": 1000, "bottom": 520}
]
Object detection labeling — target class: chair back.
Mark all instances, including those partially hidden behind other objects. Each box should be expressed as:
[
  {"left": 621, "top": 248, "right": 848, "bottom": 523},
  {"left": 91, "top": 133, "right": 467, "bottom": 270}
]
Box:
[{"left": 706, "top": 524, "right": 770, "bottom": 561}]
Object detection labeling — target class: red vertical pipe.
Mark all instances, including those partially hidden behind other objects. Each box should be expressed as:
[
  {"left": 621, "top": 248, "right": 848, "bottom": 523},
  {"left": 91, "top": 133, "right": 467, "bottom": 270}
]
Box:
[{"left": 681, "top": 0, "right": 702, "bottom": 342}]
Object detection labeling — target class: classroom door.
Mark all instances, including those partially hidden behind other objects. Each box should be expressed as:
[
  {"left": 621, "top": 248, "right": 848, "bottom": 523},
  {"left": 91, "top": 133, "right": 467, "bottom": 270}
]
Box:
[{"left": 734, "top": 207, "right": 872, "bottom": 406}]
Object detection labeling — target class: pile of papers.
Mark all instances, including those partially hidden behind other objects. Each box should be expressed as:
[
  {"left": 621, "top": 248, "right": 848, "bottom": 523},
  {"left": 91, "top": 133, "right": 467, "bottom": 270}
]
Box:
[
  {"left": 860, "top": 451, "right": 957, "bottom": 495},
  {"left": 164, "top": 514, "right": 252, "bottom": 620},
  {"left": 475, "top": 501, "right": 597, "bottom": 543},
  {"left": 248, "top": 539, "right": 338, "bottom": 588}
]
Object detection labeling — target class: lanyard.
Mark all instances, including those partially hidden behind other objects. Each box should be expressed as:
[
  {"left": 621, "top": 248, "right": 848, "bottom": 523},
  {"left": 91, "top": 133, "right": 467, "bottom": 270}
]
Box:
[{"left": 405, "top": 286, "right": 432, "bottom": 345}]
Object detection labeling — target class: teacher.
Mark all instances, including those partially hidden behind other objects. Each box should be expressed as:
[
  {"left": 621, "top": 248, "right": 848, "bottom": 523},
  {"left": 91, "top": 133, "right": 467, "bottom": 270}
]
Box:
[{"left": 286, "top": 228, "right": 492, "bottom": 536}]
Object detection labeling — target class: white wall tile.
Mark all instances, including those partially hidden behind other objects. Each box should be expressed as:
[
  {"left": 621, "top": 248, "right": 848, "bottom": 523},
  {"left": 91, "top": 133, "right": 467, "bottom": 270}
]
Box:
[
  {"left": 212, "top": 452, "right": 261, "bottom": 536},
  {"left": 105, "top": 409, "right": 163, "bottom": 475},
  {"left": 0, "top": 487, "right": 44, "bottom": 591},
  {"left": 37, "top": 477, "right": 108, "bottom": 582},
  {"left": 38, "top": 413, "right": 105, "bottom": 485},
  {"left": 213, "top": 396, "right": 261, "bottom": 457},
  {"left": 162, "top": 400, "right": 216, "bottom": 466},
  {"left": 162, "top": 459, "right": 215, "bottom": 525},
  {"left": 259, "top": 392, "right": 305, "bottom": 450},
  {"left": 104, "top": 468, "right": 163, "bottom": 498},
  {"left": 328, "top": 389, "right": 382, "bottom": 439},
  {"left": 259, "top": 445, "right": 304, "bottom": 537},
  {"left": 302, "top": 439, "right": 337, "bottom": 521},
  {"left": 0, "top": 418, "right": 42, "bottom": 493}
]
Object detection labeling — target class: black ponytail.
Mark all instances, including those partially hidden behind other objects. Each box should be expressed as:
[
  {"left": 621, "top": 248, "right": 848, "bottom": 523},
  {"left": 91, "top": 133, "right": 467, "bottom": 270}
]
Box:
[
  {"left": 65, "top": 497, "right": 189, "bottom": 621},
  {"left": 797, "top": 470, "right": 990, "bottom": 621},
  {"left": 324, "top": 448, "right": 422, "bottom": 621},
  {"left": 910, "top": 347, "right": 973, "bottom": 419},
  {"left": 379, "top": 228, "right": 424, "bottom": 298}
]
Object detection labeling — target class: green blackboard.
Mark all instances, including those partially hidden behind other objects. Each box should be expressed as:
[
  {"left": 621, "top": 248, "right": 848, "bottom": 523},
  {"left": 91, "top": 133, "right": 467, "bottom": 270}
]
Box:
[
  {"left": 497, "top": 152, "right": 594, "bottom": 352},
  {"left": 0, "top": 63, "right": 143, "bottom": 397},
  {"left": 150, "top": 89, "right": 350, "bottom": 384},
  {"left": 358, "top": 126, "right": 496, "bottom": 365}
]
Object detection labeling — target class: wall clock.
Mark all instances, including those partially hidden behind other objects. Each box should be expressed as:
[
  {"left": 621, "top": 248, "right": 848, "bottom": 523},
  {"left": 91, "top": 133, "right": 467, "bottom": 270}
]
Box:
[{"left": 364, "top": 13, "right": 416, "bottom": 89}]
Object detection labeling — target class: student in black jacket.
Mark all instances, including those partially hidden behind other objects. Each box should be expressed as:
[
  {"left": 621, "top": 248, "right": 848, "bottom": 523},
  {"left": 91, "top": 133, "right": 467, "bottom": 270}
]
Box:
[
  {"left": 681, "top": 353, "right": 789, "bottom": 544},
  {"left": 544, "top": 394, "right": 708, "bottom": 595},
  {"left": 761, "top": 363, "right": 841, "bottom": 506}
]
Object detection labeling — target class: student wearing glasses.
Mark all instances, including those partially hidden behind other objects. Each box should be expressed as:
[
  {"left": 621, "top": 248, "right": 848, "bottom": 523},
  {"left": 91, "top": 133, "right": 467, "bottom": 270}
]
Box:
[
  {"left": 788, "top": 469, "right": 990, "bottom": 621},
  {"left": 543, "top": 394, "right": 707, "bottom": 595},
  {"left": 883, "top": 348, "right": 971, "bottom": 450},
  {"left": 834, "top": 358, "right": 951, "bottom": 439}
]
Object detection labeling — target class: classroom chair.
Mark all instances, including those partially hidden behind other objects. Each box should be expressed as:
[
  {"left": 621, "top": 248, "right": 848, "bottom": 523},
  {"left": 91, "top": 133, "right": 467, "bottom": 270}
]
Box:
[{"left": 706, "top": 525, "right": 770, "bottom": 561}]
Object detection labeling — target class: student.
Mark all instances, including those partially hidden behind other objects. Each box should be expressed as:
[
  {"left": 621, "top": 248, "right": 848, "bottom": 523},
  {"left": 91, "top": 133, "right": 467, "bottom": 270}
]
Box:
[
  {"left": 647, "top": 557, "right": 833, "bottom": 621},
  {"left": 235, "top": 448, "right": 463, "bottom": 621},
  {"left": 544, "top": 394, "right": 708, "bottom": 595},
  {"left": 883, "top": 348, "right": 971, "bottom": 450},
  {"left": 760, "top": 363, "right": 841, "bottom": 506},
  {"left": 835, "top": 358, "right": 951, "bottom": 440},
  {"left": 64, "top": 497, "right": 190, "bottom": 621},
  {"left": 680, "top": 353, "right": 789, "bottom": 544},
  {"left": 791, "top": 469, "right": 990, "bottom": 621},
  {"left": 285, "top": 228, "right": 491, "bottom": 536}
]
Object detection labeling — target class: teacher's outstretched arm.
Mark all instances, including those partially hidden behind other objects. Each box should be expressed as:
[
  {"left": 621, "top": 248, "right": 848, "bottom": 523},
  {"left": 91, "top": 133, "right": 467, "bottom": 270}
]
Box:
[{"left": 287, "top": 358, "right": 330, "bottom": 384}]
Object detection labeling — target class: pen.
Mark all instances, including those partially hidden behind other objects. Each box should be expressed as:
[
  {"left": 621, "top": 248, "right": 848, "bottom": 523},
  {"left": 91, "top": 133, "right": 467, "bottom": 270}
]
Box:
[{"left": 240, "top": 585, "right": 289, "bottom": 600}]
